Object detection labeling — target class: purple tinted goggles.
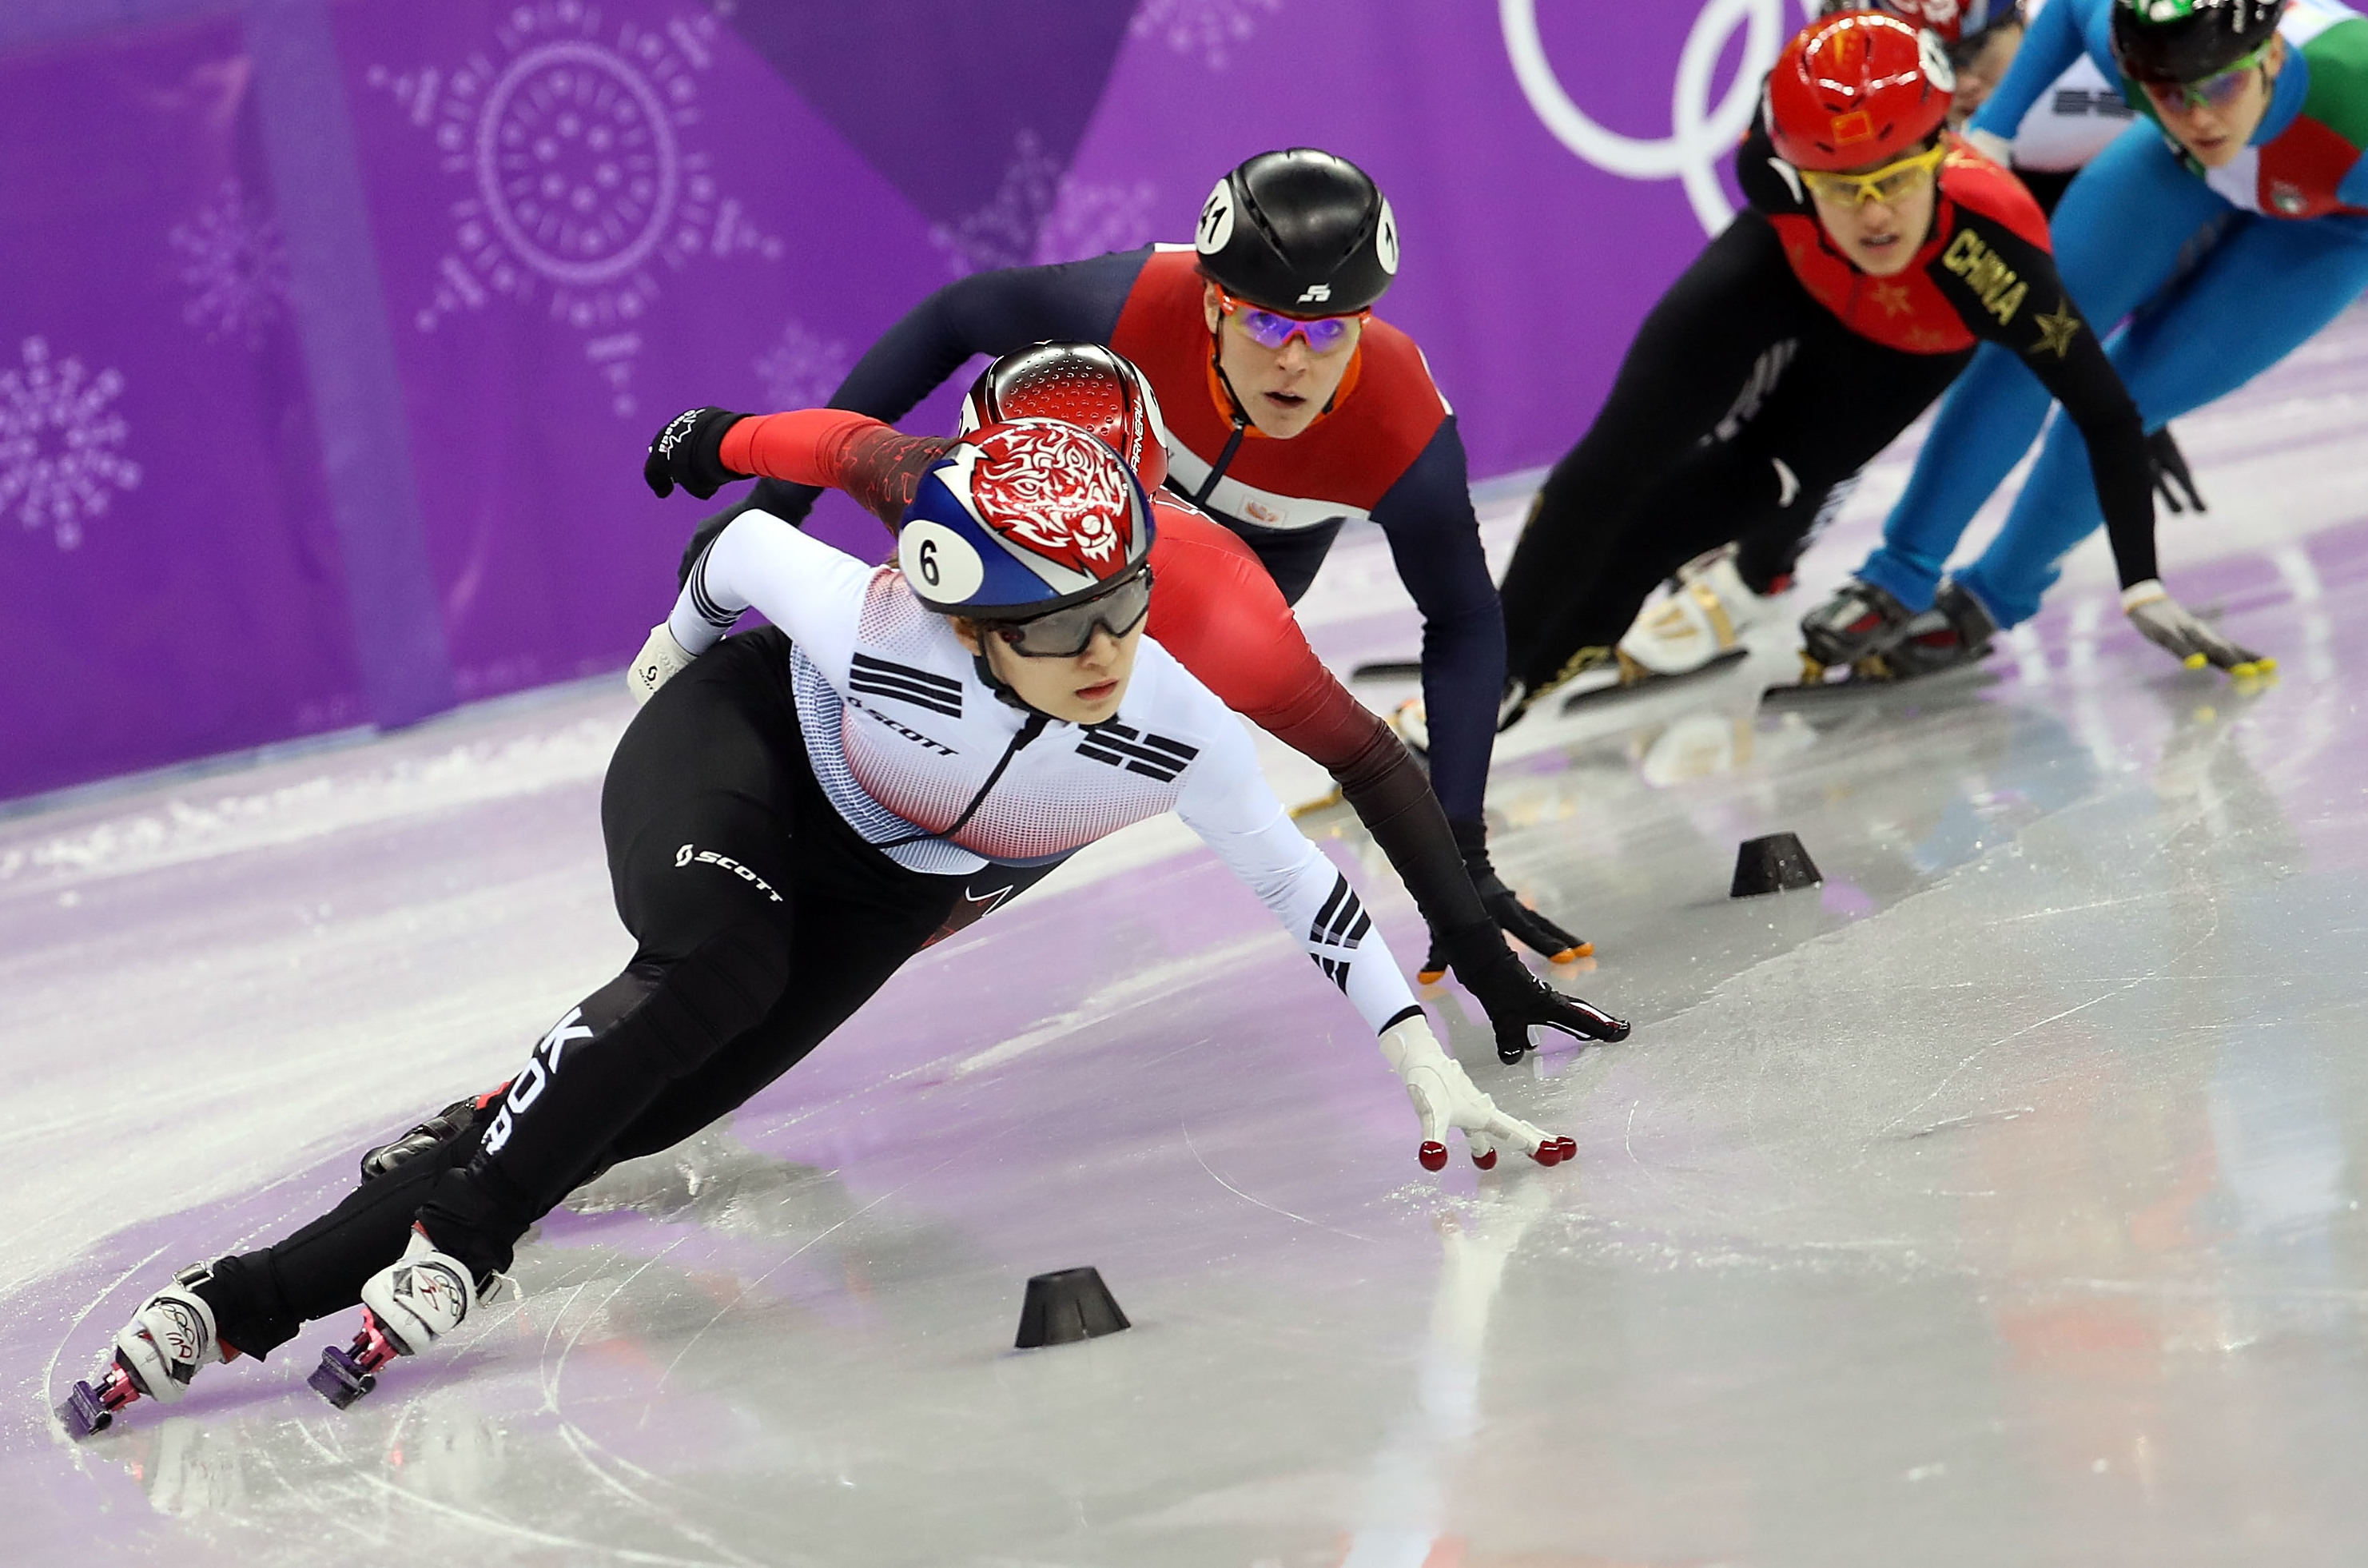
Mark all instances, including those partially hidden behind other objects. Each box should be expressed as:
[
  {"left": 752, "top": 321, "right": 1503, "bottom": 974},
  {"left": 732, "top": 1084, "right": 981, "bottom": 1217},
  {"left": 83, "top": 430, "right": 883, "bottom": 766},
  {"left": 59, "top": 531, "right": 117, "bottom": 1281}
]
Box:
[{"left": 1217, "top": 287, "right": 1368, "bottom": 353}]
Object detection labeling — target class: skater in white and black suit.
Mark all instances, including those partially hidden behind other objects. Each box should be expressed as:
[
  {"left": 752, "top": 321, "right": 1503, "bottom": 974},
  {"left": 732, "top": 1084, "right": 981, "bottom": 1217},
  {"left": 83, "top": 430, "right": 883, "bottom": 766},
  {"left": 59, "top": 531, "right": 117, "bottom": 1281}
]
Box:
[{"left": 62, "top": 420, "right": 1612, "bottom": 1435}]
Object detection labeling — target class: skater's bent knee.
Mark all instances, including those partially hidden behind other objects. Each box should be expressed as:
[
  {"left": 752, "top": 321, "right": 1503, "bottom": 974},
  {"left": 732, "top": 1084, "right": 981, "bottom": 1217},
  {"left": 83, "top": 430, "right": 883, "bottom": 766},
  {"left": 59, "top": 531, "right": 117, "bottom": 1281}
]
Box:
[
  {"left": 416, "top": 1168, "right": 524, "bottom": 1285},
  {"left": 639, "top": 922, "right": 794, "bottom": 1073}
]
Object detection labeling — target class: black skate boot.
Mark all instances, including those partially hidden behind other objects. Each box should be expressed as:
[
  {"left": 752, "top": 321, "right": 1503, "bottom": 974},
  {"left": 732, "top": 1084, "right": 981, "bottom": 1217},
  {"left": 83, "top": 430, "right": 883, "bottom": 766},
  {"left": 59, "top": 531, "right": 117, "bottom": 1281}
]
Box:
[
  {"left": 358, "top": 1084, "right": 509, "bottom": 1180},
  {"left": 1797, "top": 579, "right": 1916, "bottom": 679},
  {"left": 1884, "top": 579, "right": 1998, "bottom": 679}
]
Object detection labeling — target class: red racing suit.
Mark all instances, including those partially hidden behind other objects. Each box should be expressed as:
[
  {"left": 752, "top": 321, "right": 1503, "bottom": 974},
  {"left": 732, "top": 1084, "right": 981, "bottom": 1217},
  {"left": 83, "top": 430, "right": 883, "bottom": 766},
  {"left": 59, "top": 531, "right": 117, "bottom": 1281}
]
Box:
[{"left": 680, "top": 245, "right": 1504, "bottom": 830}]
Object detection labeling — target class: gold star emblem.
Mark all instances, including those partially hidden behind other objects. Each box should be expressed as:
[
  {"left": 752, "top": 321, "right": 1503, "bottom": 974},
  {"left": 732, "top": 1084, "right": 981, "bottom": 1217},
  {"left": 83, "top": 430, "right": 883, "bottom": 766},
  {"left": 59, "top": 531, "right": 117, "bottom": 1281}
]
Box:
[
  {"left": 2031, "top": 300, "right": 2083, "bottom": 358},
  {"left": 1869, "top": 280, "right": 1914, "bottom": 318}
]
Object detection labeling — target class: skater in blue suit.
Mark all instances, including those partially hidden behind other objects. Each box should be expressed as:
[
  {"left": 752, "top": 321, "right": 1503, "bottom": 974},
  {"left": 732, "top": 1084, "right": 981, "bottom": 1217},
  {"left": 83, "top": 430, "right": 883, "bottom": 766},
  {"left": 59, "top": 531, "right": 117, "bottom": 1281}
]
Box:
[{"left": 1802, "top": 0, "right": 2368, "bottom": 679}]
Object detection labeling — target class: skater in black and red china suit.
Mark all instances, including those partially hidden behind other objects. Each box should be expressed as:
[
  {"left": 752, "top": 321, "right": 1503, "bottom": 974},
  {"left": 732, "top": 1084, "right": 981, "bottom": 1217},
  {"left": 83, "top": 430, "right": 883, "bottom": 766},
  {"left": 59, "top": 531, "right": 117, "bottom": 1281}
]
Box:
[{"left": 1493, "top": 10, "right": 2163, "bottom": 712}]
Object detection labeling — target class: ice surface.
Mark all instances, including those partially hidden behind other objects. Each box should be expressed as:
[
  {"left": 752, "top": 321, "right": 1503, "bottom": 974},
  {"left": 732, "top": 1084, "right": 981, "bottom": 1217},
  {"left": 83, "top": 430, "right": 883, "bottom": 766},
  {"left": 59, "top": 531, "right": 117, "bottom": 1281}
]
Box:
[{"left": 5, "top": 305, "right": 2368, "bottom": 1566}]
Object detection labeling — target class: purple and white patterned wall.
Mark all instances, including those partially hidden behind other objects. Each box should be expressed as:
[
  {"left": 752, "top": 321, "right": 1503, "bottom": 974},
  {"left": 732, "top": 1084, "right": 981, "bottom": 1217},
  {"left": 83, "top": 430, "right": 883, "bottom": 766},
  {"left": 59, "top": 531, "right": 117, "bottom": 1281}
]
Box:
[{"left": 0, "top": 0, "right": 1805, "bottom": 802}]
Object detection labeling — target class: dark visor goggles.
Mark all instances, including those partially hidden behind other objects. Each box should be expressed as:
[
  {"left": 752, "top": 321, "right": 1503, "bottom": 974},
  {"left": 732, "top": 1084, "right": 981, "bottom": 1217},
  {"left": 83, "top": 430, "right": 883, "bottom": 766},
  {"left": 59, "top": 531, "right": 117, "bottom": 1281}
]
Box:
[{"left": 983, "top": 564, "right": 1154, "bottom": 658}]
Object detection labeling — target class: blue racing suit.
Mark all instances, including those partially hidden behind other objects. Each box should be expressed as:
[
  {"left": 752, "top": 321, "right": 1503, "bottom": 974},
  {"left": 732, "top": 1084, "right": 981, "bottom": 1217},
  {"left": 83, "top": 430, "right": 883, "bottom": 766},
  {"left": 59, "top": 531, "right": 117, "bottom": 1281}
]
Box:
[{"left": 1858, "top": 0, "right": 2368, "bottom": 628}]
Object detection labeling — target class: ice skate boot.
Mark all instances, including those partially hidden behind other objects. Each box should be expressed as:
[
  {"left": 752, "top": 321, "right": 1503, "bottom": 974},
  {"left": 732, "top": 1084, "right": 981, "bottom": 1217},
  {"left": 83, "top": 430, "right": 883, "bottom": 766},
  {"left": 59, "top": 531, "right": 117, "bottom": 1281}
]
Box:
[
  {"left": 1797, "top": 579, "right": 1916, "bottom": 679},
  {"left": 60, "top": 1264, "right": 239, "bottom": 1438},
  {"left": 1884, "top": 579, "right": 1997, "bottom": 679},
  {"left": 1616, "top": 546, "right": 1765, "bottom": 681},
  {"left": 359, "top": 1084, "right": 509, "bottom": 1180},
  {"left": 309, "top": 1228, "right": 492, "bottom": 1409}
]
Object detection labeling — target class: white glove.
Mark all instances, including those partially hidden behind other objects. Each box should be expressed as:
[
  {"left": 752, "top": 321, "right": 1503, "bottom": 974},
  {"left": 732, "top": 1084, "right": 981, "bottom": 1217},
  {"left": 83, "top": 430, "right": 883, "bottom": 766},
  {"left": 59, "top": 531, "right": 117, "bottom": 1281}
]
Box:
[
  {"left": 2121, "top": 580, "right": 2273, "bottom": 676},
  {"left": 626, "top": 623, "right": 698, "bottom": 706},
  {"left": 1379, "top": 1015, "right": 1574, "bottom": 1172},
  {"left": 1962, "top": 127, "right": 2014, "bottom": 167}
]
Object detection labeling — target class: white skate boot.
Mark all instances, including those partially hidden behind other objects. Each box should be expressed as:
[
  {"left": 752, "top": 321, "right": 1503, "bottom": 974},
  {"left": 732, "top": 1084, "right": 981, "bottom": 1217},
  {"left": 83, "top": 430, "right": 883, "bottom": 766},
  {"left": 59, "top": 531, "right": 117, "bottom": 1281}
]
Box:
[
  {"left": 60, "top": 1264, "right": 236, "bottom": 1436},
  {"left": 1617, "top": 546, "right": 1769, "bottom": 679},
  {"left": 309, "top": 1228, "right": 495, "bottom": 1409}
]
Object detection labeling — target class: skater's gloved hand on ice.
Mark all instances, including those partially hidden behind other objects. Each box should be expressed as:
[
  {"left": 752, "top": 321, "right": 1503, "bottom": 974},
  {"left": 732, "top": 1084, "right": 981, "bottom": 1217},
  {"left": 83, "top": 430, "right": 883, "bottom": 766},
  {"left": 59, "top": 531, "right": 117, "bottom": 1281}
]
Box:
[
  {"left": 1381, "top": 1015, "right": 1575, "bottom": 1171},
  {"left": 627, "top": 624, "right": 698, "bottom": 706},
  {"left": 1427, "top": 918, "right": 1629, "bottom": 1064},
  {"left": 644, "top": 406, "right": 753, "bottom": 500},
  {"left": 2145, "top": 427, "right": 2207, "bottom": 516},
  {"left": 2123, "top": 580, "right": 2272, "bottom": 677},
  {"left": 1418, "top": 818, "right": 1590, "bottom": 982}
]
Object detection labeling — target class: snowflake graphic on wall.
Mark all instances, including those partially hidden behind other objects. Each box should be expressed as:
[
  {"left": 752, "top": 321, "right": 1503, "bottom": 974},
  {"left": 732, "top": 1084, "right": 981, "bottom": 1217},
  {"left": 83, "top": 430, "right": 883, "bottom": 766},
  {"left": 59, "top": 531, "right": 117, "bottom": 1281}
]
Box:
[
  {"left": 1033, "top": 176, "right": 1161, "bottom": 265},
  {"left": 929, "top": 130, "right": 1064, "bottom": 277},
  {"left": 753, "top": 319, "right": 848, "bottom": 410},
  {"left": 1130, "top": 0, "right": 1283, "bottom": 70},
  {"left": 366, "top": 0, "right": 782, "bottom": 416},
  {"left": 169, "top": 177, "right": 289, "bottom": 345},
  {"left": 0, "top": 337, "right": 141, "bottom": 551}
]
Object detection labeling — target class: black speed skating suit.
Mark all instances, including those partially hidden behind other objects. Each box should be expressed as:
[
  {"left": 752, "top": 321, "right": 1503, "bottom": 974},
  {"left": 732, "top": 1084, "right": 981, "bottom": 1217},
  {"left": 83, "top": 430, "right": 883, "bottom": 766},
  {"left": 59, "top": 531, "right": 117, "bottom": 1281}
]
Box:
[{"left": 1498, "top": 133, "right": 2155, "bottom": 699}]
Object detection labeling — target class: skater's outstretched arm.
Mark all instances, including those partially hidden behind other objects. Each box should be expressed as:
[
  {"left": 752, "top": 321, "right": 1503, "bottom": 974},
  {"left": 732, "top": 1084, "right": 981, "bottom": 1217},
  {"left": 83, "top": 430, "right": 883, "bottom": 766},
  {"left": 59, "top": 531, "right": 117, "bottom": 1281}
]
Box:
[
  {"left": 674, "top": 250, "right": 1152, "bottom": 577},
  {"left": 1926, "top": 183, "right": 2157, "bottom": 595},
  {"left": 1165, "top": 687, "right": 1602, "bottom": 1165},
  {"left": 667, "top": 510, "right": 870, "bottom": 677},
  {"left": 1367, "top": 420, "right": 1502, "bottom": 828}
]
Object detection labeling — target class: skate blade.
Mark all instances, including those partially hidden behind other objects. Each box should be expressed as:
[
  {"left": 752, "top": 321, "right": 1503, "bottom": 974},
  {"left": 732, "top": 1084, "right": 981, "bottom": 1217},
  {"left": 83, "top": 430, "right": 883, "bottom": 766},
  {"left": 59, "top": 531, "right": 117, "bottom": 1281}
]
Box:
[
  {"left": 308, "top": 1346, "right": 377, "bottom": 1410},
  {"left": 1761, "top": 659, "right": 1997, "bottom": 707},
  {"left": 1348, "top": 658, "right": 1423, "bottom": 683},
  {"left": 1558, "top": 647, "right": 1747, "bottom": 713},
  {"left": 58, "top": 1379, "right": 113, "bottom": 1439}
]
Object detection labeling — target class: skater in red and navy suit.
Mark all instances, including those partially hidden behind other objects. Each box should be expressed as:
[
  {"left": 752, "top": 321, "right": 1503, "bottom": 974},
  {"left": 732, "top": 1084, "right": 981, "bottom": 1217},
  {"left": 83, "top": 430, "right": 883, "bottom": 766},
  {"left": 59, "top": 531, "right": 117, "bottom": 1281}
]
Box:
[{"left": 679, "top": 148, "right": 1590, "bottom": 980}]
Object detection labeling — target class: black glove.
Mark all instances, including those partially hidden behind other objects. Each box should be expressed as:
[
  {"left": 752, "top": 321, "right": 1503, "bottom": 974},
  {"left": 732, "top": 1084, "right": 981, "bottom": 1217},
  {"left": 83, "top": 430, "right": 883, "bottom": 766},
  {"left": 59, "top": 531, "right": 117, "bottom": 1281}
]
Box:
[
  {"left": 643, "top": 406, "right": 751, "bottom": 500},
  {"left": 1435, "top": 920, "right": 1629, "bottom": 1065},
  {"left": 2145, "top": 425, "right": 2205, "bottom": 516},
  {"left": 1418, "top": 817, "right": 1589, "bottom": 981}
]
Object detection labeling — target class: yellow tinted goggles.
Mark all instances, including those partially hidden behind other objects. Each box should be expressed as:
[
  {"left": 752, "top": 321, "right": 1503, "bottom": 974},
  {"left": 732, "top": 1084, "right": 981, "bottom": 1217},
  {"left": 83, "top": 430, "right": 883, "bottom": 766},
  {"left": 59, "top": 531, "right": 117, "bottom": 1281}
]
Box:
[{"left": 1799, "top": 144, "right": 1948, "bottom": 207}]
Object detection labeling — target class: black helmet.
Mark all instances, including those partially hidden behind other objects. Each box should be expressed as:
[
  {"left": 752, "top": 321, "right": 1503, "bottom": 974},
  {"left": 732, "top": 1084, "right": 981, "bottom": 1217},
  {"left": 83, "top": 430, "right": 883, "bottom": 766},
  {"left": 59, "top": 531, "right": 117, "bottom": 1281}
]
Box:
[
  {"left": 2111, "top": 0, "right": 2283, "bottom": 84},
  {"left": 1194, "top": 149, "right": 1399, "bottom": 316}
]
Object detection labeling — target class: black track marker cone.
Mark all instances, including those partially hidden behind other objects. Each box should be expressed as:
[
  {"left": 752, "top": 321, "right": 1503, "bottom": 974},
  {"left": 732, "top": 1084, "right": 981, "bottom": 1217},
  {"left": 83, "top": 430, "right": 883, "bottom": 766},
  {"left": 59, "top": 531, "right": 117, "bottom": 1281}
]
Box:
[
  {"left": 1015, "top": 1266, "right": 1131, "bottom": 1348},
  {"left": 1731, "top": 832, "right": 1821, "bottom": 897}
]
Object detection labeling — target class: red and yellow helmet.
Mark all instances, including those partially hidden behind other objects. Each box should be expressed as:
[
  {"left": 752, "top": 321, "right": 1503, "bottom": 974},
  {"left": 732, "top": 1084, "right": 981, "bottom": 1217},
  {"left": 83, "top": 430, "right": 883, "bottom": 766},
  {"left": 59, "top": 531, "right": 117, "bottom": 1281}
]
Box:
[{"left": 1766, "top": 10, "right": 1955, "bottom": 172}]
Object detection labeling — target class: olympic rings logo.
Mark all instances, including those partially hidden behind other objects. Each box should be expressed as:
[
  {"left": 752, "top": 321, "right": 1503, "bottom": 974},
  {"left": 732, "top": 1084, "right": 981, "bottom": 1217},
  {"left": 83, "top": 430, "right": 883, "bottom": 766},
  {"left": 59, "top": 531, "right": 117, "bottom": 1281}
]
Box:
[{"left": 1501, "top": 0, "right": 1818, "bottom": 236}]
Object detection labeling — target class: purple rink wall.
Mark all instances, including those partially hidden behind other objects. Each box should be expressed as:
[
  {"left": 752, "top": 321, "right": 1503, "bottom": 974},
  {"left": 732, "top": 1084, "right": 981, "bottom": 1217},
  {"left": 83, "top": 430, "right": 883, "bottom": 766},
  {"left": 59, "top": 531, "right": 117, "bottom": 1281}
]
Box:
[{"left": 0, "top": 0, "right": 1801, "bottom": 803}]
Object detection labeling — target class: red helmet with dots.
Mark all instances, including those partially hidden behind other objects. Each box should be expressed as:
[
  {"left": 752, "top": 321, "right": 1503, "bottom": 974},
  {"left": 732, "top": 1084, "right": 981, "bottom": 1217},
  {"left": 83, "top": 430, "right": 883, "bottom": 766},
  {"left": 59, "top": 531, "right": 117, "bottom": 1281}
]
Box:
[
  {"left": 959, "top": 341, "right": 1172, "bottom": 492},
  {"left": 1767, "top": 11, "right": 1955, "bottom": 173}
]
